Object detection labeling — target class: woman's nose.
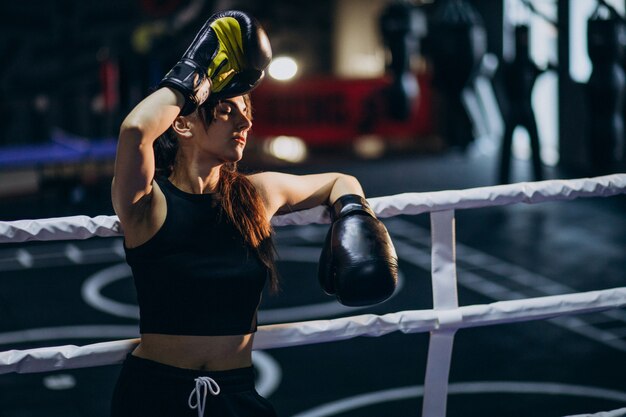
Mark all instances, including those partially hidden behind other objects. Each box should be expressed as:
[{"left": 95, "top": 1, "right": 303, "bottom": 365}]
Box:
[{"left": 237, "top": 112, "right": 252, "bottom": 131}]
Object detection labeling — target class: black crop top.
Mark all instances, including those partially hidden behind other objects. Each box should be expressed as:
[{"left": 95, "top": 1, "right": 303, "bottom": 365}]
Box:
[{"left": 124, "top": 177, "right": 268, "bottom": 336}]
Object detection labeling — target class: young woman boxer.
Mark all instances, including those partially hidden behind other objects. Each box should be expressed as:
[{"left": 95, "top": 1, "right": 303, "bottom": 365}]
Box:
[{"left": 110, "top": 10, "right": 397, "bottom": 417}]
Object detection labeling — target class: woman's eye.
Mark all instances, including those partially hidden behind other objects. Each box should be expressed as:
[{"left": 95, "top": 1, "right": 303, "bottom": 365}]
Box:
[{"left": 217, "top": 104, "right": 231, "bottom": 114}]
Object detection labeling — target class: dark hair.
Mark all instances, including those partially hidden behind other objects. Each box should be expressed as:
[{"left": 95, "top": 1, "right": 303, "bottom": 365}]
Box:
[
  {"left": 154, "top": 129, "right": 179, "bottom": 178},
  {"left": 153, "top": 97, "right": 279, "bottom": 291}
]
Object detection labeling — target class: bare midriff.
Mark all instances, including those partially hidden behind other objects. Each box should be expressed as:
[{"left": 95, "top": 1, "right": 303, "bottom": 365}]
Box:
[{"left": 132, "top": 333, "right": 255, "bottom": 371}]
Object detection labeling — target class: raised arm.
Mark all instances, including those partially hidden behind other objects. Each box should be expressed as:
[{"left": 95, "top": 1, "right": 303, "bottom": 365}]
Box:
[
  {"left": 111, "top": 88, "right": 183, "bottom": 223},
  {"left": 113, "top": 10, "right": 272, "bottom": 226}
]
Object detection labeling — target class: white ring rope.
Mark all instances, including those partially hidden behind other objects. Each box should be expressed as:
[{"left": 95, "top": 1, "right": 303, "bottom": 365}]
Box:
[
  {"left": 2, "top": 287, "right": 624, "bottom": 374},
  {"left": 1, "top": 174, "right": 625, "bottom": 417},
  {"left": 0, "top": 174, "right": 624, "bottom": 242}
]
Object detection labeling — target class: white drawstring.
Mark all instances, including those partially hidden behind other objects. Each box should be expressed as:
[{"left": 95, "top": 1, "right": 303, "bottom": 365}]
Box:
[{"left": 188, "top": 376, "right": 221, "bottom": 417}]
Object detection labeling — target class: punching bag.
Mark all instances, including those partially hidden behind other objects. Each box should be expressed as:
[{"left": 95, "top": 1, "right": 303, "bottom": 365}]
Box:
[
  {"left": 499, "top": 25, "right": 544, "bottom": 183},
  {"left": 428, "top": 0, "right": 487, "bottom": 149},
  {"left": 586, "top": 12, "right": 626, "bottom": 174},
  {"left": 379, "top": 1, "right": 425, "bottom": 120}
]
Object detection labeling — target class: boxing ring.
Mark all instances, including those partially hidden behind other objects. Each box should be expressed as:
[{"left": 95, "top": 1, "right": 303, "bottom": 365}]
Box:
[{"left": 1, "top": 173, "right": 625, "bottom": 417}]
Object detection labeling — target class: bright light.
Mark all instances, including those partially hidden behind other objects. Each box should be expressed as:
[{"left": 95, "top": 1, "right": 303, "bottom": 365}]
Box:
[
  {"left": 264, "top": 136, "right": 308, "bottom": 163},
  {"left": 269, "top": 57, "right": 298, "bottom": 81},
  {"left": 354, "top": 135, "right": 386, "bottom": 159}
]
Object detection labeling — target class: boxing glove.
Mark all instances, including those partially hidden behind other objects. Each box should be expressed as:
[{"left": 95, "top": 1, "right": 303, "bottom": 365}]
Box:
[
  {"left": 318, "top": 194, "right": 398, "bottom": 306},
  {"left": 159, "top": 10, "right": 272, "bottom": 115}
]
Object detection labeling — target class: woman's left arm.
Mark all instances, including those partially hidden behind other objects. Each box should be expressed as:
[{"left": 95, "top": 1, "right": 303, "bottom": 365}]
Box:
[
  {"left": 248, "top": 172, "right": 364, "bottom": 217},
  {"left": 251, "top": 170, "right": 398, "bottom": 307}
]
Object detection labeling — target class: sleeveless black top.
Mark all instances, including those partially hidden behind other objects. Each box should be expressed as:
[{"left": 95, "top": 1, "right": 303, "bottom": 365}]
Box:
[{"left": 124, "top": 178, "right": 268, "bottom": 336}]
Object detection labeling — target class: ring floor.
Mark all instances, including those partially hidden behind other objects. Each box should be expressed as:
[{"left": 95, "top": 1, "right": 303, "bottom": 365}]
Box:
[{"left": 1, "top": 149, "right": 625, "bottom": 417}]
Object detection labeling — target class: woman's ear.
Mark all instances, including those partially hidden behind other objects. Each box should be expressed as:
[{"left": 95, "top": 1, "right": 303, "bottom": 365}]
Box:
[{"left": 171, "top": 116, "right": 193, "bottom": 138}]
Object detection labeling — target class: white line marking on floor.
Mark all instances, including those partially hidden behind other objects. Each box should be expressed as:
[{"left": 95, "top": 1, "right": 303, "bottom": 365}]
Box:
[
  {"left": 565, "top": 407, "right": 626, "bottom": 417},
  {"left": 290, "top": 381, "right": 626, "bottom": 417},
  {"left": 111, "top": 239, "right": 125, "bottom": 258},
  {"left": 385, "top": 218, "right": 626, "bottom": 351},
  {"left": 64, "top": 244, "right": 84, "bottom": 264},
  {"left": 15, "top": 249, "right": 33, "bottom": 268},
  {"left": 81, "top": 263, "right": 139, "bottom": 319},
  {"left": 252, "top": 350, "right": 282, "bottom": 398}
]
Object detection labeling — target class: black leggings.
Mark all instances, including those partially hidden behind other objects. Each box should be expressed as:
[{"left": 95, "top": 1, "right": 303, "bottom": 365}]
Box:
[{"left": 110, "top": 354, "right": 277, "bottom": 417}]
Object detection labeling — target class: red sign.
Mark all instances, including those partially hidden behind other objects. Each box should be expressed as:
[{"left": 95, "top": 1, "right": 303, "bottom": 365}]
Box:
[{"left": 250, "top": 73, "right": 434, "bottom": 145}]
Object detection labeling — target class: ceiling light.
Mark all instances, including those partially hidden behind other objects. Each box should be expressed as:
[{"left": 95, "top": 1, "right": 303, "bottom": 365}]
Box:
[{"left": 269, "top": 56, "right": 298, "bottom": 81}]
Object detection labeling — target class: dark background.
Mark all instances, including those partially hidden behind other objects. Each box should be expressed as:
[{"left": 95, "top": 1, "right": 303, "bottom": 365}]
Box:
[{"left": 1, "top": 1, "right": 626, "bottom": 416}]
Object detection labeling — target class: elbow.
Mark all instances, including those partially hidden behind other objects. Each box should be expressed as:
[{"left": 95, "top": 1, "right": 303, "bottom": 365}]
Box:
[
  {"left": 337, "top": 173, "right": 360, "bottom": 188},
  {"left": 345, "top": 173, "right": 359, "bottom": 183},
  {"left": 119, "top": 114, "right": 160, "bottom": 146},
  {"left": 329, "top": 173, "right": 364, "bottom": 205},
  {"left": 119, "top": 117, "right": 145, "bottom": 141}
]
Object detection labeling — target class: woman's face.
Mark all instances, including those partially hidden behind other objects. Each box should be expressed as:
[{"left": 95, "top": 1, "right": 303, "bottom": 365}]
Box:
[{"left": 194, "top": 95, "right": 252, "bottom": 163}]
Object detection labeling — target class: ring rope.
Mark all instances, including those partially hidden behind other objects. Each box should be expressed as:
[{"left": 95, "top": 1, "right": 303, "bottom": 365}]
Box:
[
  {"left": 1, "top": 173, "right": 625, "bottom": 417},
  {"left": 2, "top": 287, "right": 624, "bottom": 375},
  {"left": 1, "top": 174, "right": 624, "bottom": 243}
]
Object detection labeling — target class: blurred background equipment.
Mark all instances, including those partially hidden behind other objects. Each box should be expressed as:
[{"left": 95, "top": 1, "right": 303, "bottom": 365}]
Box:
[
  {"left": 379, "top": 0, "right": 425, "bottom": 121},
  {"left": 585, "top": 0, "right": 626, "bottom": 175},
  {"left": 1, "top": 0, "right": 626, "bottom": 195},
  {"left": 426, "top": 0, "right": 488, "bottom": 150},
  {"left": 498, "top": 24, "right": 546, "bottom": 183}
]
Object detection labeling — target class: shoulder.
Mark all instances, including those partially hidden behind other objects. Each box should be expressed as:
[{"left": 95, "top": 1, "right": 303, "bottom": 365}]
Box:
[
  {"left": 247, "top": 171, "right": 289, "bottom": 189},
  {"left": 247, "top": 171, "right": 288, "bottom": 216},
  {"left": 247, "top": 171, "right": 303, "bottom": 202}
]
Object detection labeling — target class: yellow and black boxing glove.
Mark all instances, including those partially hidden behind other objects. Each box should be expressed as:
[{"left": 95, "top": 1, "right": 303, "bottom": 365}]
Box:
[{"left": 159, "top": 10, "right": 272, "bottom": 115}]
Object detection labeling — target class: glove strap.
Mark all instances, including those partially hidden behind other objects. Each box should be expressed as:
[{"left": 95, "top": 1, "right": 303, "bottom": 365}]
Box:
[
  {"left": 159, "top": 59, "right": 212, "bottom": 116},
  {"left": 330, "top": 194, "right": 376, "bottom": 221}
]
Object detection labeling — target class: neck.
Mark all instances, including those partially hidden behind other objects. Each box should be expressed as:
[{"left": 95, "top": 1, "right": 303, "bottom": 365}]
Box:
[{"left": 169, "top": 162, "right": 222, "bottom": 194}]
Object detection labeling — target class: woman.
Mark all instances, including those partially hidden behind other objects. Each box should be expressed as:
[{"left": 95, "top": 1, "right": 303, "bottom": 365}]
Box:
[
  {"left": 110, "top": 10, "right": 396, "bottom": 417},
  {"left": 110, "top": 89, "right": 365, "bottom": 416}
]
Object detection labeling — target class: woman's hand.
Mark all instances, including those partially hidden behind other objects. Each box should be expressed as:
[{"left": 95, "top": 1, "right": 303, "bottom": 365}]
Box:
[{"left": 159, "top": 10, "right": 272, "bottom": 115}]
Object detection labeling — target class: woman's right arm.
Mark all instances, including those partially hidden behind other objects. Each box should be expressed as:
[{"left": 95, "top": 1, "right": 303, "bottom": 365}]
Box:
[
  {"left": 111, "top": 87, "right": 183, "bottom": 225},
  {"left": 113, "top": 9, "right": 271, "bottom": 223}
]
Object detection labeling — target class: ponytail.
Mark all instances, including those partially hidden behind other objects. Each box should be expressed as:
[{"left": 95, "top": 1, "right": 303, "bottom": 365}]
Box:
[{"left": 219, "top": 163, "right": 279, "bottom": 292}]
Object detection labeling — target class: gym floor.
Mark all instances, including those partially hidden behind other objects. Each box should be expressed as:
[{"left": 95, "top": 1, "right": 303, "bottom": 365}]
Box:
[{"left": 1, "top": 148, "right": 625, "bottom": 417}]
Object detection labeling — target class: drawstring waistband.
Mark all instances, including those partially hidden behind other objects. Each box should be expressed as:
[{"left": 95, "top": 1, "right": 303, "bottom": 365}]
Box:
[{"left": 188, "top": 376, "right": 221, "bottom": 416}]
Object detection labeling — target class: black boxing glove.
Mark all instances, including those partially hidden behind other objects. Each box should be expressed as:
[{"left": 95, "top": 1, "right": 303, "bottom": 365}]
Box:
[
  {"left": 318, "top": 194, "right": 398, "bottom": 306},
  {"left": 206, "top": 11, "right": 272, "bottom": 101},
  {"left": 159, "top": 10, "right": 272, "bottom": 115}
]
